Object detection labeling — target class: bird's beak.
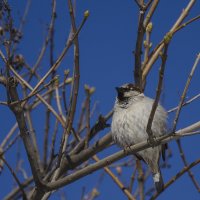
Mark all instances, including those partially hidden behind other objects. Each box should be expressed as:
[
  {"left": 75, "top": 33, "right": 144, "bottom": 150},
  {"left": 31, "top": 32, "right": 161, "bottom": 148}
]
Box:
[
  {"left": 115, "top": 87, "right": 123, "bottom": 95},
  {"left": 115, "top": 87, "right": 125, "bottom": 100}
]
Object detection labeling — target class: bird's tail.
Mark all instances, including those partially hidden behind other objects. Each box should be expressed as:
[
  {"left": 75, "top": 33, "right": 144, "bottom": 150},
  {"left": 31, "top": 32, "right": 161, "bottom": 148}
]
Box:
[{"left": 153, "top": 170, "right": 164, "bottom": 193}]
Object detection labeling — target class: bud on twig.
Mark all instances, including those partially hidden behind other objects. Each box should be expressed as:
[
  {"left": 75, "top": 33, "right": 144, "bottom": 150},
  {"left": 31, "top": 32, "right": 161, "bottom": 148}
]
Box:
[
  {"left": 84, "top": 84, "right": 96, "bottom": 95},
  {"left": 53, "top": 75, "right": 59, "bottom": 86},
  {"left": 65, "top": 77, "right": 73, "bottom": 84},
  {"left": 146, "top": 22, "right": 153, "bottom": 32},
  {"left": 64, "top": 69, "right": 70, "bottom": 76},
  {"left": 84, "top": 10, "right": 90, "bottom": 18}
]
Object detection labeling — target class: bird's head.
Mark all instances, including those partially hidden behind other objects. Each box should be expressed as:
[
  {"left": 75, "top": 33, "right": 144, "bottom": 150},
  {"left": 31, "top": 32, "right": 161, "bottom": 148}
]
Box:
[{"left": 115, "top": 83, "right": 143, "bottom": 103}]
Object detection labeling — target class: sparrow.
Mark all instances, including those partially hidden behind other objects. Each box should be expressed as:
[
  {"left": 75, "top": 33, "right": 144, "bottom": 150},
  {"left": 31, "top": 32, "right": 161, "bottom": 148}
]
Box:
[{"left": 111, "top": 83, "right": 167, "bottom": 192}]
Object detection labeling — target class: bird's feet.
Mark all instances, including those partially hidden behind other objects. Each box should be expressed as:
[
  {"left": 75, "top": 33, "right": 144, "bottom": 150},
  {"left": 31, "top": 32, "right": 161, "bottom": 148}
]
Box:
[
  {"left": 123, "top": 144, "right": 132, "bottom": 155},
  {"left": 147, "top": 135, "right": 158, "bottom": 147}
]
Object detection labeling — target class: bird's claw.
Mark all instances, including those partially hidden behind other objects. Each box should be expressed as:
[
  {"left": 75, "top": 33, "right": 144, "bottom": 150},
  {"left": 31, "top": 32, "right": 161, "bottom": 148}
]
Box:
[
  {"left": 123, "top": 144, "right": 132, "bottom": 154},
  {"left": 147, "top": 135, "right": 158, "bottom": 147}
]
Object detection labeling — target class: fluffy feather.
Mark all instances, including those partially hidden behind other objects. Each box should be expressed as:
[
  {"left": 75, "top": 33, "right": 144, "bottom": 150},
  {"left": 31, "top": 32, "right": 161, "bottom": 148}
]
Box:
[{"left": 111, "top": 83, "right": 167, "bottom": 192}]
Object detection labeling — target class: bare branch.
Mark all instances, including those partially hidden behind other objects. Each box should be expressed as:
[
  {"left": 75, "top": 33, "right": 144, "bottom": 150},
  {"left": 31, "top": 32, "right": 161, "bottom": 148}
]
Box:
[
  {"left": 168, "top": 93, "right": 200, "bottom": 113},
  {"left": 151, "top": 158, "right": 200, "bottom": 199},
  {"left": 146, "top": 44, "right": 168, "bottom": 142},
  {"left": 93, "top": 155, "right": 136, "bottom": 200},
  {"left": 0, "top": 157, "right": 28, "bottom": 199},
  {"left": 176, "top": 140, "right": 200, "bottom": 191},
  {"left": 142, "top": 0, "right": 196, "bottom": 82},
  {"left": 47, "top": 125, "right": 200, "bottom": 190},
  {"left": 172, "top": 53, "right": 200, "bottom": 132}
]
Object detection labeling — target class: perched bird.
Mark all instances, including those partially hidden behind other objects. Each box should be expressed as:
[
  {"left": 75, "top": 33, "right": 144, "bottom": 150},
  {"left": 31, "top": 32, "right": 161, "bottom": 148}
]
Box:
[{"left": 111, "top": 83, "right": 167, "bottom": 192}]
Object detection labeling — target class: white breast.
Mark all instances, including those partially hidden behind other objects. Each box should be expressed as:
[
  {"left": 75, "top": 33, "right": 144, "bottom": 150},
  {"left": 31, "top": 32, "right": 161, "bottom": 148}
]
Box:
[{"left": 111, "top": 96, "right": 167, "bottom": 147}]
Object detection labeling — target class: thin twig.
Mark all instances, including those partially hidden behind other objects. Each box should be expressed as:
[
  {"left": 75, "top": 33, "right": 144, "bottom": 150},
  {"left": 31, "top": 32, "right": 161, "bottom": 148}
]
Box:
[
  {"left": 0, "top": 157, "right": 28, "bottom": 199},
  {"left": 27, "top": 80, "right": 71, "bottom": 111},
  {"left": 23, "top": 86, "right": 42, "bottom": 171},
  {"left": 46, "top": 124, "right": 200, "bottom": 190},
  {"left": 174, "top": 14, "right": 200, "bottom": 33},
  {"left": 55, "top": 77, "right": 66, "bottom": 121},
  {"left": 5, "top": 77, "right": 45, "bottom": 192},
  {"left": 143, "top": 14, "right": 200, "bottom": 76},
  {"left": 136, "top": 160, "right": 145, "bottom": 200},
  {"left": 170, "top": 54, "right": 200, "bottom": 191},
  {"left": 3, "top": 133, "right": 20, "bottom": 154},
  {"left": 134, "top": 0, "right": 144, "bottom": 9},
  {"left": 30, "top": 0, "right": 56, "bottom": 78},
  {"left": 176, "top": 140, "right": 200, "bottom": 191},
  {"left": 28, "top": 9, "right": 89, "bottom": 98},
  {"left": 84, "top": 85, "right": 91, "bottom": 148},
  {"left": 172, "top": 53, "right": 200, "bottom": 132},
  {"left": 3, "top": 177, "right": 33, "bottom": 200},
  {"left": 0, "top": 123, "right": 18, "bottom": 148},
  {"left": 8, "top": 64, "right": 66, "bottom": 127},
  {"left": 146, "top": 44, "right": 168, "bottom": 142},
  {"left": 142, "top": 0, "right": 196, "bottom": 82},
  {"left": 168, "top": 93, "right": 200, "bottom": 113},
  {"left": 134, "top": 3, "right": 145, "bottom": 87},
  {"left": 64, "top": 0, "right": 80, "bottom": 137},
  {"left": 77, "top": 99, "right": 87, "bottom": 133},
  {"left": 93, "top": 155, "right": 136, "bottom": 200},
  {"left": 150, "top": 158, "right": 200, "bottom": 200},
  {"left": 129, "top": 165, "right": 137, "bottom": 195},
  {"left": 49, "top": 119, "right": 59, "bottom": 165},
  {"left": 62, "top": 70, "right": 70, "bottom": 116},
  {"left": 57, "top": 4, "right": 89, "bottom": 171},
  {"left": 43, "top": 0, "right": 57, "bottom": 169},
  {"left": 142, "top": 22, "right": 152, "bottom": 68},
  {"left": 9, "top": 77, "right": 56, "bottom": 106},
  {"left": 16, "top": 160, "right": 28, "bottom": 179},
  {"left": 69, "top": 112, "right": 111, "bottom": 156},
  {"left": 143, "top": 0, "right": 159, "bottom": 28},
  {"left": 0, "top": 47, "right": 65, "bottom": 127},
  {"left": 12, "top": 0, "right": 32, "bottom": 53}
]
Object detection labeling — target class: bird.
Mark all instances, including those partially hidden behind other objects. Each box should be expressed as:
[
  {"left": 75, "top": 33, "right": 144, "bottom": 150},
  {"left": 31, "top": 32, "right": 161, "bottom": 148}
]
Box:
[{"left": 111, "top": 83, "right": 167, "bottom": 193}]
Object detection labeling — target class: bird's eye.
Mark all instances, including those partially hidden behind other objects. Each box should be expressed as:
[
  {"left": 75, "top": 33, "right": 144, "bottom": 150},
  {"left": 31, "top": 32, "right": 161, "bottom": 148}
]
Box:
[
  {"left": 125, "top": 87, "right": 130, "bottom": 91},
  {"left": 127, "top": 87, "right": 133, "bottom": 91}
]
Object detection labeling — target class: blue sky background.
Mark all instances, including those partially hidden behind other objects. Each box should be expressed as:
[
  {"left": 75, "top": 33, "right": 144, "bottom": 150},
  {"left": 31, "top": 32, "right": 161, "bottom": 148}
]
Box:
[{"left": 1, "top": 0, "right": 200, "bottom": 199}]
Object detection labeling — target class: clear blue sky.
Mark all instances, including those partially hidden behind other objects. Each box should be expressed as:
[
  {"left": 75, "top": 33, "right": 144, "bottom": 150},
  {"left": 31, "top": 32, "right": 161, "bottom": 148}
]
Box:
[{"left": 1, "top": 0, "right": 200, "bottom": 199}]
